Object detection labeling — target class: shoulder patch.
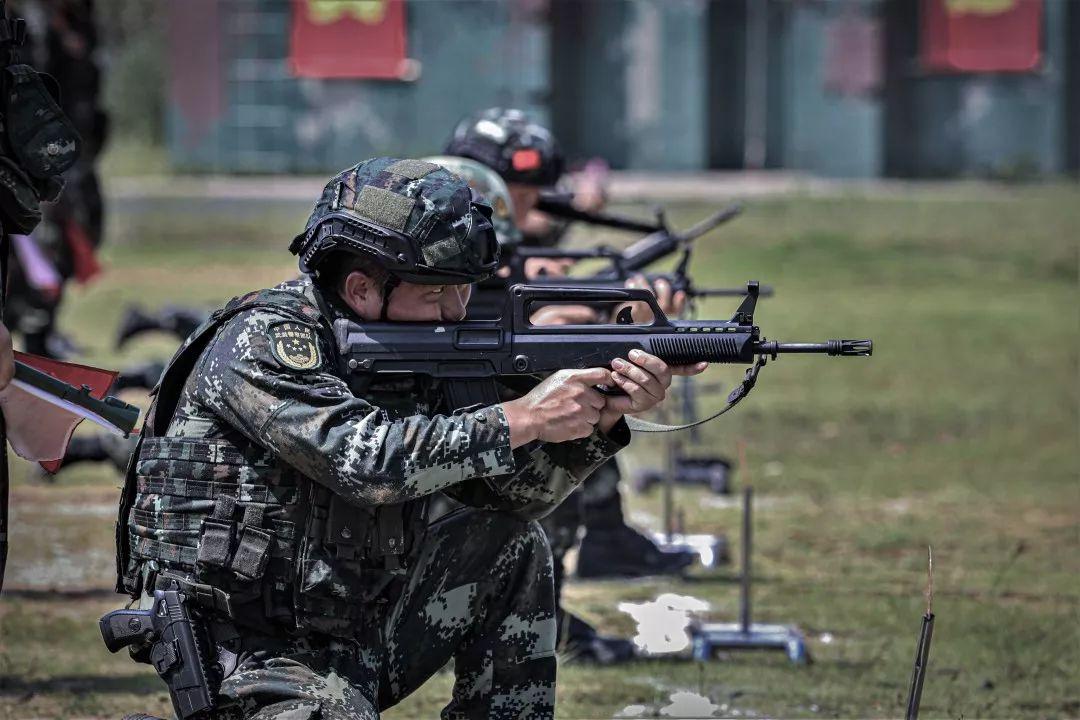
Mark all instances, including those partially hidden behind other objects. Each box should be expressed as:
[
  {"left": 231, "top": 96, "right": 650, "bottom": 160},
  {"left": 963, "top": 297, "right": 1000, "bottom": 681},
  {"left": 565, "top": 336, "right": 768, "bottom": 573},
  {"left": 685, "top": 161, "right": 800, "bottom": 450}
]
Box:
[{"left": 267, "top": 321, "right": 322, "bottom": 371}]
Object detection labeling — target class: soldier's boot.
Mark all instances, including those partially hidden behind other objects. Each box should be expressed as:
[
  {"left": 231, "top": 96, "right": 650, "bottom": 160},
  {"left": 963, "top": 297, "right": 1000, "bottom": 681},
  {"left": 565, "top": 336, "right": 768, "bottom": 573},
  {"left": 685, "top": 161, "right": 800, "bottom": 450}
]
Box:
[
  {"left": 113, "top": 360, "right": 167, "bottom": 392},
  {"left": 577, "top": 482, "right": 697, "bottom": 579},
  {"left": 559, "top": 612, "right": 636, "bottom": 665},
  {"left": 576, "top": 523, "right": 698, "bottom": 578}
]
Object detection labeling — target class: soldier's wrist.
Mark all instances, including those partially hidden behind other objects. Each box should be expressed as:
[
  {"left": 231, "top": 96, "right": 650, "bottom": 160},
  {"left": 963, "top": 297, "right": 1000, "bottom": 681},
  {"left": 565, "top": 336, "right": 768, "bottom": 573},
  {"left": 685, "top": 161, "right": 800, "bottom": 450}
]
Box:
[{"left": 499, "top": 400, "right": 538, "bottom": 448}]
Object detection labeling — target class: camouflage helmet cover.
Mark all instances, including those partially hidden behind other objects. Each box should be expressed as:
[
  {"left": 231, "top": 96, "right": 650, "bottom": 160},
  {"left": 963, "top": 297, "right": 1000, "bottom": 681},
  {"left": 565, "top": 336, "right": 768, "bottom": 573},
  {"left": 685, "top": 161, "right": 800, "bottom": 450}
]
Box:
[
  {"left": 443, "top": 107, "right": 564, "bottom": 187},
  {"left": 422, "top": 155, "right": 522, "bottom": 251},
  {"left": 290, "top": 157, "right": 500, "bottom": 284}
]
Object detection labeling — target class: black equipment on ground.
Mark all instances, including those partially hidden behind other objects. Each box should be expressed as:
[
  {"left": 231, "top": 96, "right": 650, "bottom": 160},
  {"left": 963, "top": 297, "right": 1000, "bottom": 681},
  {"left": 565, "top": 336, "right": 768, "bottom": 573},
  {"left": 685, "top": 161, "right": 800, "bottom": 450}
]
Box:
[
  {"left": 100, "top": 589, "right": 216, "bottom": 720},
  {"left": 634, "top": 455, "right": 733, "bottom": 495}
]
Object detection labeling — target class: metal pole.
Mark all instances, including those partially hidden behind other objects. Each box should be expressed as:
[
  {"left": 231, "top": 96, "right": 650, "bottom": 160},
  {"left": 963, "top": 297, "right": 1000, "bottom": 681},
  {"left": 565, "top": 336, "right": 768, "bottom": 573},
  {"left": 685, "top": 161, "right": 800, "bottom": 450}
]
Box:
[
  {"left": 740, "top": 485, "right": 753, "bottom": 633},
  {"left": 664, "top": 436, "right": 679, "bottom": 541}
]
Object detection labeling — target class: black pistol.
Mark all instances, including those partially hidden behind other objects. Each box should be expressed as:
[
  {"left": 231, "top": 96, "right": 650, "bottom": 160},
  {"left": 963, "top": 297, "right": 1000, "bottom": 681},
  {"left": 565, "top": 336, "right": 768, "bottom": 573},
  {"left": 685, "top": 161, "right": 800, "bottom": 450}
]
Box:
[{"left": 100, "top": 589, "right": 215, "bottom": 720}]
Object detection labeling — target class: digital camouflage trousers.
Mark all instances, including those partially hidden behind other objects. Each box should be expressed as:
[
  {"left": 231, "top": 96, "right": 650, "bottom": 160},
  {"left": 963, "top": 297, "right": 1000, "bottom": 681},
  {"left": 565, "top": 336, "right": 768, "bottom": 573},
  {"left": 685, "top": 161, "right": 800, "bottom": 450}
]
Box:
[{"left": 216, "top": 508, "right": 557, "bottom": 720}]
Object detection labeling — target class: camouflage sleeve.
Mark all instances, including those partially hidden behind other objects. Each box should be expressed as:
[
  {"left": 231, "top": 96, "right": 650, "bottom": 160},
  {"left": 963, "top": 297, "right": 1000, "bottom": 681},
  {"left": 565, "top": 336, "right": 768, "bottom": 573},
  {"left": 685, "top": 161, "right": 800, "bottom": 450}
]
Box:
[
  {"left": 189, "top": 308, "right": 517, "bottom": 507},
  {"left": 446, "top": 420, "right": 630, "bottom": 521}
]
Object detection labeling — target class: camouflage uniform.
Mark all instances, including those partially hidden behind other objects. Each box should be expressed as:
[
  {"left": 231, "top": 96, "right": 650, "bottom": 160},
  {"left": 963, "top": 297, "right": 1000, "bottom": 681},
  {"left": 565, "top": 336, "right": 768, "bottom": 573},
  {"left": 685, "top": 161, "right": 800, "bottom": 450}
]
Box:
[{"left": 116, "top": 159, "right": 629, "bottom": 718}]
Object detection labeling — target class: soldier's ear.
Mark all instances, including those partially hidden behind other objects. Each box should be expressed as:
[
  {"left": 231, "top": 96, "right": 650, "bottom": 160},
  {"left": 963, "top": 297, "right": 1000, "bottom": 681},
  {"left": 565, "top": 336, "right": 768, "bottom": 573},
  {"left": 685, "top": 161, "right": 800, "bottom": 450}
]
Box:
[{"left": 340, "top": 270, "right": 379, "bottom": 319}]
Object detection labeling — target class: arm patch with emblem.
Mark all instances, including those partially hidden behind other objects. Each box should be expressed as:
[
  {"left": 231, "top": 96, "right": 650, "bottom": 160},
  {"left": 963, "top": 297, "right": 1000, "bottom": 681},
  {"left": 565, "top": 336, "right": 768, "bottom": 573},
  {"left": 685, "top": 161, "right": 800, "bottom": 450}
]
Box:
[{"left": 267, "top": 321, "right": 322, "bottom": 371}]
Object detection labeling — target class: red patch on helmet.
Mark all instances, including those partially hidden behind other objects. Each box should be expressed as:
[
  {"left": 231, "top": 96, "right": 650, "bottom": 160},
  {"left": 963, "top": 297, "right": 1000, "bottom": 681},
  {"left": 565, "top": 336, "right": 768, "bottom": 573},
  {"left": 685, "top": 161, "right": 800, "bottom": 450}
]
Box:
[{"left": 511, "top": 149, "right": 542, "bottom": 171}]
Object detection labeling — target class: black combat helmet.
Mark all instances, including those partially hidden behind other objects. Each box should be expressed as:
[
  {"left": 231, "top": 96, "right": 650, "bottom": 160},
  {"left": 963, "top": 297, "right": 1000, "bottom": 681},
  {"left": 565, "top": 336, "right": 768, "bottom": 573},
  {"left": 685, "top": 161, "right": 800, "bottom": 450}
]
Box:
[
  {"left": 444, "top": 107, "right": 564, "bottom": 187},
  {"left": 290, "top": 157, "right": 500, "bottom": 286}
]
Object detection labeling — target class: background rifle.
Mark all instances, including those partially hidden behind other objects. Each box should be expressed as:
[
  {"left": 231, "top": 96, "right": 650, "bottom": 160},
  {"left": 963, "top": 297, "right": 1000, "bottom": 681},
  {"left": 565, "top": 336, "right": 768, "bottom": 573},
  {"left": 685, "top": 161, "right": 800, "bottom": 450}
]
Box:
[
  {"left": 471, "top": 204, "right": 752, "bottom": 318},
  {"left": 339, "top": 282, "right": 871, "bottom": 419},
  {"left": 537, "top": 191, "right": 665, "bottom": 234}
]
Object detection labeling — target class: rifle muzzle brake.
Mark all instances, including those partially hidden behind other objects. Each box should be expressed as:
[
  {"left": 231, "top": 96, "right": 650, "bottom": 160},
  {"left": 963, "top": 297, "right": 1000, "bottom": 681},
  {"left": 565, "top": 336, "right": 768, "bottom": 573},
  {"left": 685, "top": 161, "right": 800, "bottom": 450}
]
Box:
[{"left": 759, "top": 339, "right": 873, "bottom": 357}]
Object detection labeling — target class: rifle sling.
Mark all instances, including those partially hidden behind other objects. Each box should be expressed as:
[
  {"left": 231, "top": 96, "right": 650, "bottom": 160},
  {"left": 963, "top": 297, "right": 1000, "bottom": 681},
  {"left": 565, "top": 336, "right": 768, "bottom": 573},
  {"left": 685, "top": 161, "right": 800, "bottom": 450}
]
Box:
[{"left": 624, "top": 356, "right": 767, "bottom": 433}]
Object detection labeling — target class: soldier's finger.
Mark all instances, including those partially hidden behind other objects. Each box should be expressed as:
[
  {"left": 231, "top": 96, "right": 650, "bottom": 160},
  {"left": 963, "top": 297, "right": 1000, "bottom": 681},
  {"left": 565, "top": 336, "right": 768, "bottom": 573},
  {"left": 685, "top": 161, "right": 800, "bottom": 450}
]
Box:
[
  {"left": 627, "top": 349, "right": 672, "bottom": 387},
  {"left": 582, "top": 387, "right": 607, "bottom": 410},
  {"left": 603, "top": 393, "right": 635, "bottom": 416},
  {"left": 653, "top": 277, "right": 673, "bottom": 306},
  {"left": 670, "top": 361, "right": 709, "bottom": 376},
  {"left": 672, "top": 290, "right": 688, "bottom": 315},
  {"left": 575, "top": 367, "right": 615, "bottom": 386},
  {"left": 610, "top": 372, "right": 652, "bottom": 412},
  {"left": 610, "top": 358, "right": 664, "bottom": 400}
]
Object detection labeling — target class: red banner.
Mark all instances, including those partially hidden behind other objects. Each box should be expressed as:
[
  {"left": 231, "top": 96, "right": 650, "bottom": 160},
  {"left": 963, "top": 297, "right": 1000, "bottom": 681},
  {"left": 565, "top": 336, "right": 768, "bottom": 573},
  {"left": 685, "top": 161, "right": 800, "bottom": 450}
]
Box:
[
  {"left": 289, "top": 0, "right": 408, "bottom": 79},
  {"left": 922, "top": 0, "right": 1042, "bottom": 73}
]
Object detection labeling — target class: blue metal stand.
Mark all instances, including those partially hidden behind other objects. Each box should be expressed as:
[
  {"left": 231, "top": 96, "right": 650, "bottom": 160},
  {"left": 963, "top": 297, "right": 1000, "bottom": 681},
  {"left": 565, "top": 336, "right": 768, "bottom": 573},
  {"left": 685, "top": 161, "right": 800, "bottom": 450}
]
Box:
[{"left": 689, "top": 486, "right": 810, "bottom": 665}]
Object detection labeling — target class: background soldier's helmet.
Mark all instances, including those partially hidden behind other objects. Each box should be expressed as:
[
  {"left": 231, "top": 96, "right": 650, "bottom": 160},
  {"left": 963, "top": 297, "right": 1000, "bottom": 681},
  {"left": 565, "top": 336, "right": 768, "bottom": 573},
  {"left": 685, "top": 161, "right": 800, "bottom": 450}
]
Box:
[
  {"left": 290, "top": 157, "right": 500, "bottom": 284},
  {"left": 444, "top": 107, "right": 564, "bottom": 187},
  {"left": 422, "top": 154, "right": 522, "bottom": 251}
]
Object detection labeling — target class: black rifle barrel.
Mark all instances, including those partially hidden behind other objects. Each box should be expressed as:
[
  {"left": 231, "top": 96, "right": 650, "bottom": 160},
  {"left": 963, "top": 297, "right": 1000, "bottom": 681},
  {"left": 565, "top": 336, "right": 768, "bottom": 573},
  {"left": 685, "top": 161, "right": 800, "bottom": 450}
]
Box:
[
  {"left": 536, "top": 194, "right": 663, "bottom": 234},
  {"left": 595, "top": 204, "right": 742, "bottom": 278},
  {"left": 757, "top": 340, "right": 873, "bottom": 357}
]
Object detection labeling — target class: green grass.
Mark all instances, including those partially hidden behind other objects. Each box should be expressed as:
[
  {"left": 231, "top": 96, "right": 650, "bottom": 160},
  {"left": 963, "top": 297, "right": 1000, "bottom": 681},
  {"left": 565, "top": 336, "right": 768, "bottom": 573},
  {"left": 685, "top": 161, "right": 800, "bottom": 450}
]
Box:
[{"left": 1, "top": 184, "right": 1077, "bottom": 719}]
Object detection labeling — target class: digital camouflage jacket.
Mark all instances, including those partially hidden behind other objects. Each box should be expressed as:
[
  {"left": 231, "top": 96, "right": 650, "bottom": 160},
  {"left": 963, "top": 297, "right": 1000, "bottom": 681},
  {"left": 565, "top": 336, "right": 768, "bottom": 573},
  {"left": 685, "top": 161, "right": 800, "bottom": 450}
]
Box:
[{"left": 117, "top": 277, "right": 627, "bottom": 637}]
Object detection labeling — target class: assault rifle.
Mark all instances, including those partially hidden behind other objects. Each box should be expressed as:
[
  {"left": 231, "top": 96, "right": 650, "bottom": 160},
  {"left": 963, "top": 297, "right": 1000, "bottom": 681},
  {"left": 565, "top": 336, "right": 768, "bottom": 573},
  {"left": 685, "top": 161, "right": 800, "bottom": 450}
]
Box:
[
  {"left": 339, "top": 282, "right": 870, "bottom": 427},
  {"left": 470, "top": 204, "right": 764, "bottom": 318}
]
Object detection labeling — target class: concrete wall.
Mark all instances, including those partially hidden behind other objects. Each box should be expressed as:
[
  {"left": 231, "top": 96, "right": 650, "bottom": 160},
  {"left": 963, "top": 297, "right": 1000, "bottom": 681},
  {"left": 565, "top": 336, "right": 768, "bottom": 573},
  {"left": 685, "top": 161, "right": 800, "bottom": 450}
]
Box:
[
  {"left": 167, "top": 0, "right": 549, "bottom": 173},
  {"left": 165, "top": 0, "right": 1074, "bottom": 178}
]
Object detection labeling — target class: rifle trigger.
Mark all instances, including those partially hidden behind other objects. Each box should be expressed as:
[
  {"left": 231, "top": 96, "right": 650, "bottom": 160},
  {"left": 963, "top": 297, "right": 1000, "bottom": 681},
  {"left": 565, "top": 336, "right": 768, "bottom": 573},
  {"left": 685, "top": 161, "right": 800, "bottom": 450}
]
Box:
[{"left": 615, "top": 306, "right": 635, "bottom": 325}]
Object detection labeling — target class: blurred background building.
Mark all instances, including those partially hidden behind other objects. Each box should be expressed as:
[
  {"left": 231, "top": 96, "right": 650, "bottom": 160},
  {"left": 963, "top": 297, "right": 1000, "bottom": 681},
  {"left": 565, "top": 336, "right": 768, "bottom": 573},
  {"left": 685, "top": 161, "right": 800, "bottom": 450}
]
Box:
[{"left": 163, "top": 0, "right": 1077, "bottom": 178}]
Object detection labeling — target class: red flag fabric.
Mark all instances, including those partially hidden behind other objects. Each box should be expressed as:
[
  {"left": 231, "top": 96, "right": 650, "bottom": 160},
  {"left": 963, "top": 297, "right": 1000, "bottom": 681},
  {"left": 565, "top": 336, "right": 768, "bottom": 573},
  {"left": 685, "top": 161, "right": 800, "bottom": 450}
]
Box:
[
  {"left": 922, "top": 0, "right": 1042, "bottom": 73},
  {"left": 2, "top": 352, "right": 120, "bottom": 472},
  {"left": 66, "top": 218, "right": 103, "bottom": 284},
  {"left": 289, "top": 0, "right": 408, "bottom": 79}
]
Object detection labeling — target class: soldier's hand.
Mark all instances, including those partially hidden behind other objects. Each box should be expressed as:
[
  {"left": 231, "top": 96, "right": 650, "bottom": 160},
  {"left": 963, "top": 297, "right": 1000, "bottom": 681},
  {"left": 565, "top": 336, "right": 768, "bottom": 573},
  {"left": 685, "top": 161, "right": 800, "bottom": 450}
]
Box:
[
  {"left": 524, "top": 257, "right": 576, "bottom": 280},
  {"left": 529, "top": 303, "right": 601, "bottom": 326},
  {"left": 610, "top": 275, "right": 688, "bottom": 324},
  {"left": 599, "top": 350, "right": 707, "bottom": 431},
  {"left": 501, "top": 367, "right": 612, "bottom": 447},
  {"left": 0, "top": 322, "right": 14, "bottom": 391}
]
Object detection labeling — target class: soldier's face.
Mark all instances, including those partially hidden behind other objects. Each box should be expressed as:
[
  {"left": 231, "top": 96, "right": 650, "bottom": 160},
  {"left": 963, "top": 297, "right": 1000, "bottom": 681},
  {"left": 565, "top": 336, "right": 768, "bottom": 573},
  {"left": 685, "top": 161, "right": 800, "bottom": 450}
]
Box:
[
  {"left": 385, "top": 281, "right": 472, "bottom": 322},
  {"left": 508, "top": 183, "right": 541, "bottom": 226},
  {"left": 341, "top": 270, "right": 471, "bottom": 322}
]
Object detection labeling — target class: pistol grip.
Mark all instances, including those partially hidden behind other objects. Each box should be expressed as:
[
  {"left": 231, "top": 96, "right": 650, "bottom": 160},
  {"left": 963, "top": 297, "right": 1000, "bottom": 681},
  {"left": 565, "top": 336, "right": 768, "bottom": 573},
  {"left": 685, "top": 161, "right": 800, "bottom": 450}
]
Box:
[{"left": 99, "top": 608, "right": 154, "bottom": 653}]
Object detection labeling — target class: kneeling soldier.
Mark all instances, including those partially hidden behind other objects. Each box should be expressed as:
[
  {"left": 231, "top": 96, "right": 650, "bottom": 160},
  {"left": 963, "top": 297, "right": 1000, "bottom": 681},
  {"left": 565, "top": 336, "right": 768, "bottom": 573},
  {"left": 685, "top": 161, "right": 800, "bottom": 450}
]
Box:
[{"left": 111, "top": 158, "right": 701, "bottom": 719}]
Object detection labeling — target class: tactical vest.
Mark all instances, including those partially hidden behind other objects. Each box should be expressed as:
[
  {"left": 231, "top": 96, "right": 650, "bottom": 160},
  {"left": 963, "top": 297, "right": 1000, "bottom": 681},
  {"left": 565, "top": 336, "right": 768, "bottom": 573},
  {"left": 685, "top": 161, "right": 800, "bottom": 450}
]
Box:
[{"left": 114, "top": 287, "right": 425, "bottom": 639}]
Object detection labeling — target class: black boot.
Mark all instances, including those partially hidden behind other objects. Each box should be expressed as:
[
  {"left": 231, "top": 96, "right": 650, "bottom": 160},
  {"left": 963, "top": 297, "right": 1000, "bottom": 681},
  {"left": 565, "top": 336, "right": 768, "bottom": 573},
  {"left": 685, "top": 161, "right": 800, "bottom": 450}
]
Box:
[
  {"left": 560, "top": 612, "right": 637, "bottom": 665},
  {"left": 576, "top": 523, "right": 698, "bottom": 579}
]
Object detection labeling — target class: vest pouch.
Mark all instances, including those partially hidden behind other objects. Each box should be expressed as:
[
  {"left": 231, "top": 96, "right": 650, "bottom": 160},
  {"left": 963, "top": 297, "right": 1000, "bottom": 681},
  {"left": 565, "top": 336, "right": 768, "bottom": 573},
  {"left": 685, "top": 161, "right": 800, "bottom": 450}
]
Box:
[
  {"left": 295, "top": 491, "right": 397, "bottom": 637},
  {"left": 229, "top": 505, "right": 273, "bottom": 581},
  {"left": 196, "top": 496, "right": 237, "bottom": 570}
]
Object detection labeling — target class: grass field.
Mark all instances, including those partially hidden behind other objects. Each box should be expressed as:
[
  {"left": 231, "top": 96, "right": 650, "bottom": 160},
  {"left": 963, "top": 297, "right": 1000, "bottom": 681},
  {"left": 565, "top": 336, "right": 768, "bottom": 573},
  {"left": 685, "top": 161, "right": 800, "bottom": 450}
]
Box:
[{"left": 0, "top": 181, "right": 1077, "bottom": 719}]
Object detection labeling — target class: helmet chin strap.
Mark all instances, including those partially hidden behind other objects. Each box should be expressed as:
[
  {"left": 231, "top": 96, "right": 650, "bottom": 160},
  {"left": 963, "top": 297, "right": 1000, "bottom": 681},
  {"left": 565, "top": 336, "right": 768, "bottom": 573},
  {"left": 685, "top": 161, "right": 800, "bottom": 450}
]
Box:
[{"left": 379, "top": 275, "right": 401, "bottom": 321}]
